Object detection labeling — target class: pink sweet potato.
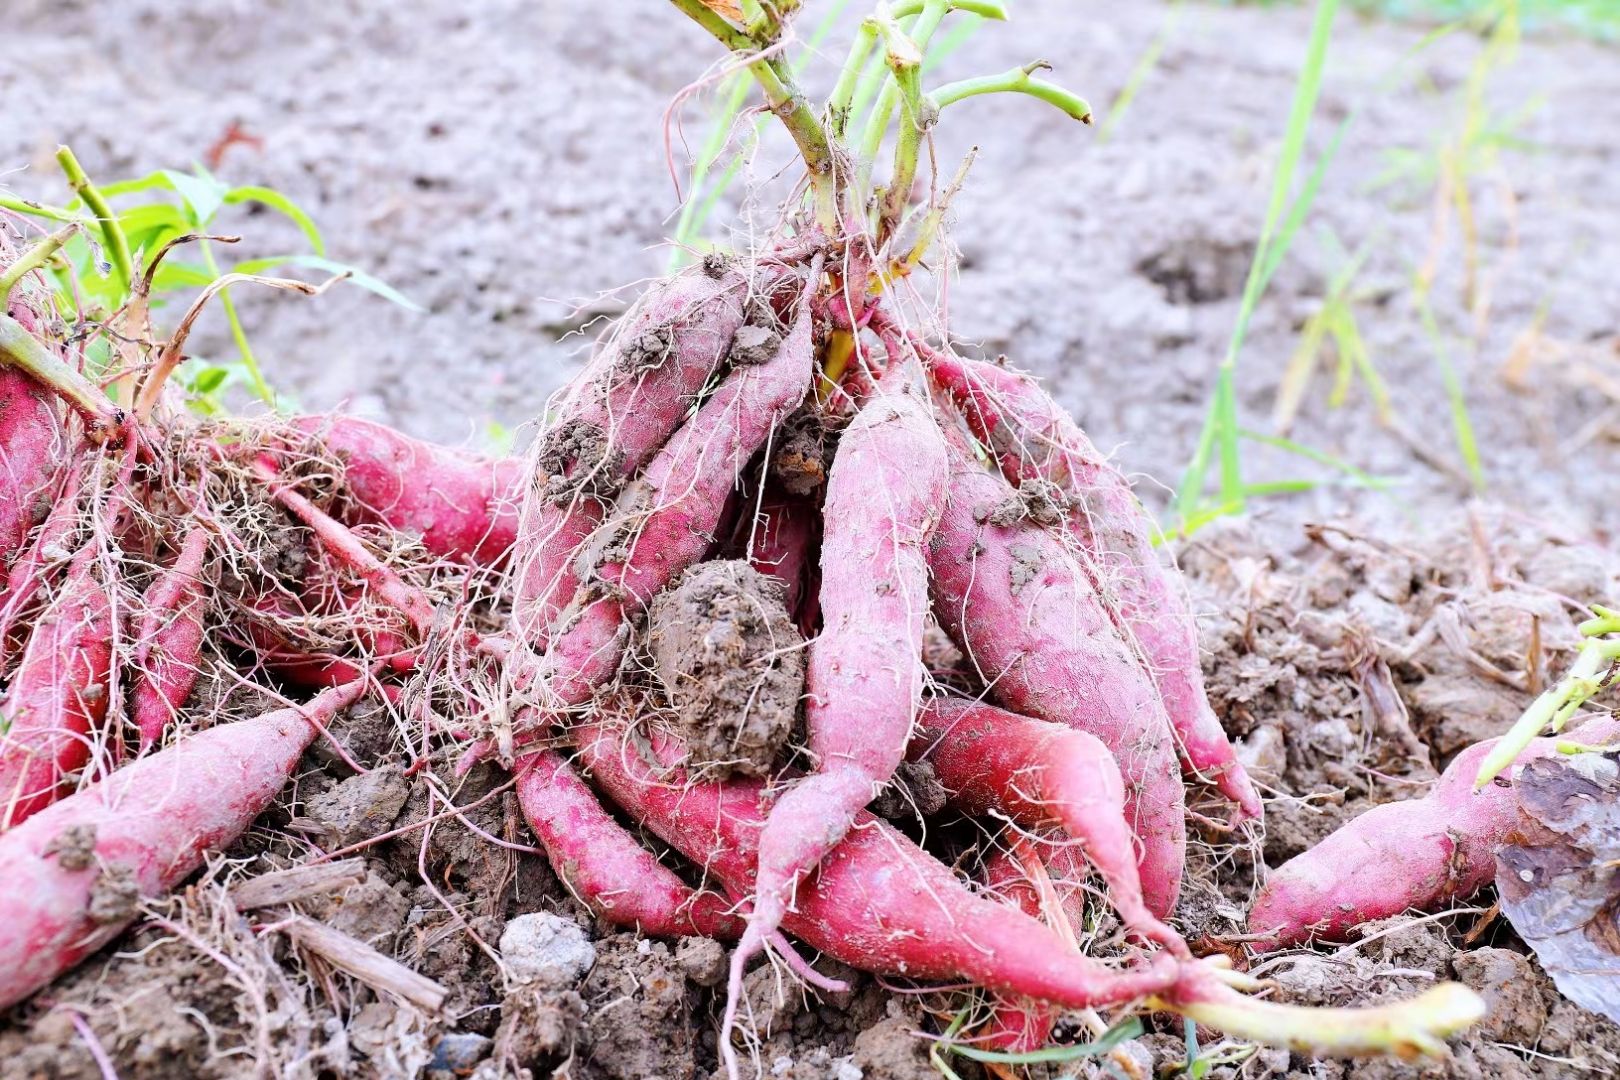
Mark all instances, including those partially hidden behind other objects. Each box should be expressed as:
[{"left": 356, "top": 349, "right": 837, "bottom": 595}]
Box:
[
  {"left": 524, "top": 284, "right": 814, "bottom": 713},
  {"left": 131, "top": 526, "right": 211, "bottom": 750},
  {"left": 293, "top": 415, "right": 524, "bottom": 566},
  {"left": 928, "top": 443, "right": 1187, "bottom": 916},
  {"left": 0, "top": 679, "right": 366, "bottom": 1008},
  {"left": 911, "top": 696, "right": 1182, "bottom": 951},
  {"left": 735, "top": 487, "right": 816, "bottom": 622},
  {"left": 574, "top": 721, "right": 1181, "bottom": 1008},
  {"left": 0, "top": 548, "right": 114, "bottom": 830},
  {"left": 0, "top": 458, "right": 82, "bottom": 661},
  {"left": 0, "top": 366, "right": 69, "bottom": 576},
  {"left": 515, "top": 748, "right": 745, "bottom": 938},
  {"left": 746, "top": 373, "right": 947, "bottom": 957},
  {"left": 926, "top": 347, "right": 1260, "bottom": 820},
  {"left": 1248, "top": 716, "right": 1620, "bottom": 951},
  {"left": 511, "top": 262, "right": 755, "bottom": 648}
]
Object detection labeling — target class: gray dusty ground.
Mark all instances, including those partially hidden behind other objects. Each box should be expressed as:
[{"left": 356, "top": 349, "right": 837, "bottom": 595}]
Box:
[{"left": 4, "top": 1, "right": 1617, "bottom": 546}]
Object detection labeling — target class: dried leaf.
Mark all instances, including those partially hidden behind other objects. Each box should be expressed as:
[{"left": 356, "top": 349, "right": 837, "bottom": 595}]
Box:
[
  {"left": 700, "top": 0, "right": 745, "bottom": 21},
  {"left": 1496, "top": 752, "right": 1620, "bottom": 1022}
]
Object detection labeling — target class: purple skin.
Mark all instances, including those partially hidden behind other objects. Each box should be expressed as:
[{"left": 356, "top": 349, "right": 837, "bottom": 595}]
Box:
[
  {"left": 928, "top": 349, "right": 1261, "bottom": 820},
  {"left": 928, "top": 442, "right": 1187, "bottom": 917},
  {"left": 1248, "top": 717, "right": 1620, "bottom": 950},
  {"left": 743, "top": 372, "right": 948, "bottom": 974},
  {"left": 514, "top": 748, "right": 744, "bottom": 939},
  {"left": 511, "top": 263, "right": 754, "bottom": 650},
  {"left": 524, "top": 286, "right": 814, "bottom": 714},
  {"left": 131, "top": 526, "right": 211, "bottom": 750},
  {"left": 0, "top": 679, "right": 366, "bottom": 1009}
]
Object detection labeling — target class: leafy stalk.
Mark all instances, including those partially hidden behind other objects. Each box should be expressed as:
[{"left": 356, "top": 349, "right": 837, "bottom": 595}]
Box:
[{"left": 55, "top": 146, "right": 133, "bottom": 293}]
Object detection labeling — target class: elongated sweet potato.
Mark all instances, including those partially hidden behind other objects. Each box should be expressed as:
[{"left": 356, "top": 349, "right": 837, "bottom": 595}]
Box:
[
  {"left": 131, "top": 526, "right": 211, "bottom": 750},
  {"left": 1248, "top": 716, "right": 1620, "bottom": 951},
  {"left": 0, "top": 366, "right": 68, "bottom": 576},
  {"left": 573, "top": 720, "right": 1181, "bottom": 1008},
  {"left": 524, "top": 281, "right": 814, "bottom": 714},
  {"left": 0, "top": 548, "right": 114, "bottom": 830},
  {"left": 0, "top": 679, "right": 366, "bottom": 1008},
  {"left": 928, "top": 443, "right": 1186, "bottom": 915},
  {"left": 926, "top": 347, "right": 1260, "bottom": 820},
  {"left": 292, "top": 415, "right": 524, "bottom": 566},
  {"left": 911, "top": 696, "right": 1183, "bottom": 950},
  {"left": 515, "top": 748, "right": 744, "bottom": 938},
  {"left": 511, "top": 261, "right": 756, "bottom": 649},
  {"left": 745, "top": 372, "right": 947, "bottom": 967}
]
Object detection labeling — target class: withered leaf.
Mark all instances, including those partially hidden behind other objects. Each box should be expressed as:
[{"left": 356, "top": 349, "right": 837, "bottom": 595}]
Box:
[{"left": 1497, "top": 752, "right": 1620, "bottom": 1022}]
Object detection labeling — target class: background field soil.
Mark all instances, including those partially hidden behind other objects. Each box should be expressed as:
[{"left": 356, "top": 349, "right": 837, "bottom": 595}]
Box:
[
  {"left": 4, "top": 2, "right": 1620, "bottom": 1078},
  {"left": 5, "top": 0, "right": 1618, "bottom": 539}
]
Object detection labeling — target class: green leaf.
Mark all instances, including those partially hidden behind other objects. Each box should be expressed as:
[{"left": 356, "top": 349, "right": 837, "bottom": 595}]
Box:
[
  {"left": 97, "top": 171, "right": 181, "bottom": 198},
  {"left": 224, "top": 185, "right": 326, "bottom": 255},
  {"left": 150, "top": 259, "right": 219, "bottom": 292},
  {"left": 232, "top": 254, "right": 424, "bottom": 312},
  {"left": 162, "top": 169, "right": 228, "bottom": 226},
  {"left": 189, "top": 364, "right": 231, "bottom": 394}
]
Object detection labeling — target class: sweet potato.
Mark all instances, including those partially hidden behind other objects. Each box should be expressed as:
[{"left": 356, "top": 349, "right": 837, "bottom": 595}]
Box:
[
  {"left": 1248, "top": 716, "right": 1620, "bottom": 951},
  {"left": 511, "top": 261, "right": 755, "bottom": 648},
  {"left": 0, "top": 548, "right": 115, "bottom": 830},
  {"left": 926, "top": 348, "right": 1260, "bottom": 820},
  {"left": 0, "top": 366, "right": 68, "bottom": 575},
  {"left": 515, "top": 748, "right": 745, "bottom": 938},
  {"left": 0, "top": 458, "right": 82, "bottom": 661},
  {"left": 911, "top": 696, "right": 1183, "bottom": 951},
  {"left": 745, "top": 373, "right": 947, "bottom": 963},
  {"left": 131, "top": 526, "right": 210, "bottom": 750},
  {"left": 573, "top": 720, "right": 1181, "bottom": 1008},
  {"left": 292, "top": 415, "right": 524, "bottom": 566},
  {"left": 524, "top": 280, "right": 814, "bottom": 713},
  {"left": 928, "top": 443, "right": 1187, "bottom": 915},
  {"left": 0, "top": 679, "right": 366, "bottom": 1008},
  {"left": 735, "top": 486, "right": 816, "bottom": 622}
]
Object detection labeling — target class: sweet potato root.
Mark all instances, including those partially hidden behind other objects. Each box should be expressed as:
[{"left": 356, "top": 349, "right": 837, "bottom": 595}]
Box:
[
  {"left": 0, "top": 366, "right": 68, "bottom": 575},
  {"left": 926, "top": 348, "right": 1260, "bottom": 820},
  {"left": 511, "top": 261, "right": 755, "bottom": 648},
  {"left": 573, "top": 720, "right": 1182, "bottom": 1008},
  {"left": 293, "top": 415, "right": 523, "bottom": 566},
  {"left": 928, "top": 444, "right": 1187, "bottom": 915},
  {"left": 131, "top": 526, "right": 210, "bottom": 750},
  {"left": 746, "top": 373, "right": 947, "bottom": 963},
  {"left": 1248, "top": 716, "right": 1620, "bottom": 950},
  {"left": 0, "top": 678, "right": 366, "bottom": 1008},
  {"left": 515, "top": 748, "right": 745, "bottom": 939},
  {"left": 911, "top": 696, "right": 1183, "bottom": 951},
  {"left": 526, "top": 279, "right": 814, "bottom": 713},
  {"left": 0, "top": 549, "right": 115, "bottom": 830}
]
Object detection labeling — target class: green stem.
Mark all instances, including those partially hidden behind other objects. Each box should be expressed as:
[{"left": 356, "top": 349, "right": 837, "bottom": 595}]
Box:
[
  {"left": 55, "top": 146, "right": 132, "bottom": 293},
  {"left": 1474, "top": 637, "right": 1620, "bottom": 790},
  {"left": 0, "top": 194, "right": 87, "bottom": 225},
  {"left": 0, "top": 225, "right": 76, "bottom": 302},
  {"left": 927, "top": 61, "right": 1094, "bottom": 123},
  {"left": 877, "top": 19, "right": 926, "bottom": 237},
  {"left": 829, "top": 18, "right": 881, "bottom": 140},
  {"left": 668, "top": 0, "right": 837, "bottom": 230},
  {"left": 0, "top": 312, "right": 124, "bottom": 436},
  {"left": 858, "top": 0, "right": 950, "bottom": 190}
]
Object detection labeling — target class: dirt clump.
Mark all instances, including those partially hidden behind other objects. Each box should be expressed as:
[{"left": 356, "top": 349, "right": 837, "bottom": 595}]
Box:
[{"left": 647, "top": 560, "right": 805, "bottom": 777}]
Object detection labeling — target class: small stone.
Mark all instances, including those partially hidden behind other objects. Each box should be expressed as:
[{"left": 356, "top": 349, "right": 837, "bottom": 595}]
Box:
[
  {"left": 429, "top": 1032, "right": 493, "bottom": 1073},
  {"left": 1453, "top": 948, "right": 1548, "bottom": 1044},
  {"left": 306, "top": 765, "right": 409, "bottom": 848},
  {"left": 500, "top": 913, "right": 596, "bottom": 989}
]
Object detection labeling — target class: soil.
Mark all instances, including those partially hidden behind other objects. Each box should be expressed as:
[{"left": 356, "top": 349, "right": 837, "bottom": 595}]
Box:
[
  {"left": 5, "top": 2, "right": 1620, "bottom": 1079},
  {"left": 646, "top": 560, "right": 806, "bottom": 779}
]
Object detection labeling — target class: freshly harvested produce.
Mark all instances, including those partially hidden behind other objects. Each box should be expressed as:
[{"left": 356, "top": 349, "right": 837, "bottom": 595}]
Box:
[
  {"left": 0, "top": 679, "right": 366, "bottom": 1008},
  {"left": 0, "top": 3, "right": 1493, "bottom": 1071},
  {"left": 928, "top": 435, "right": 1188, "bottom": 915},
  {"left": 1249, "top": 716, "right": 1620, "bottom": 951},
  {"left": 291, "top": 414, "right": 524, "bottom": 566}
]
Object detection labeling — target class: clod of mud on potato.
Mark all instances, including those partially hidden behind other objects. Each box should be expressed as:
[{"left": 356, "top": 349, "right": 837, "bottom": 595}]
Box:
[
  {"left": 647, "top": 560, "right": 804, "bottom": 778},
  {"left": 770, "top": 406, "right": 835, "bottom": 496}
]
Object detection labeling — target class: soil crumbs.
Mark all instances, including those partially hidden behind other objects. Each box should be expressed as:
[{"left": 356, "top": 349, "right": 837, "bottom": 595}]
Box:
[{"left": 7, "top": 505, "right": 1620, "bottom": 1079}]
